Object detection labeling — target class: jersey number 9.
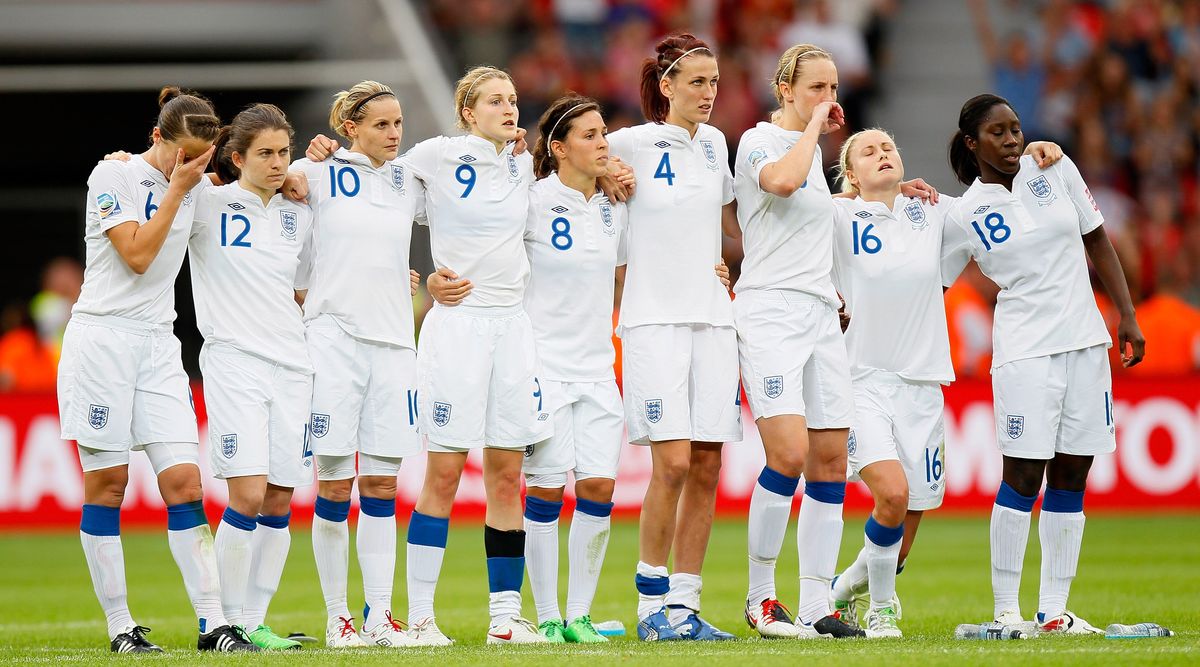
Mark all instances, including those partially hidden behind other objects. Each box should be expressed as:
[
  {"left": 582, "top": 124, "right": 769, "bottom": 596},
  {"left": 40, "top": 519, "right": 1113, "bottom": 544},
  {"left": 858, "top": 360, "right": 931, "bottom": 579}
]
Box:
[{"left": 456, "top": 164, "right": 477, "bottom": 198}]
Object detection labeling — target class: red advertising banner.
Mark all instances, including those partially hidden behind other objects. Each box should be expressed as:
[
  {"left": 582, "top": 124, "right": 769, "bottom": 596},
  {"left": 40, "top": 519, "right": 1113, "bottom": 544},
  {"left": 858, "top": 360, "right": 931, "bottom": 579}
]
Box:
[{"left": 1, "top": 379, "right": 1197, "bottom": 529}]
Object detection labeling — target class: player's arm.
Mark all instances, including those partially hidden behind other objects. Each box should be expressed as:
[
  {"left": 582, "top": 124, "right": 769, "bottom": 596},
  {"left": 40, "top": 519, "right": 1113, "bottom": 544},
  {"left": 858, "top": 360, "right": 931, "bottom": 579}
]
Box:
[
  {"left": 107, "top": 146, "right": 214, "bottom": 275},
  {"left": 1024, "top": 141, "right": 1064, "bottom": 169},
  {"left": 721, "top": 201, "right": 741, "bottom": 240},
  {"left": 427, "top": 267, "right": 473, "bottom": 306},
  {"left": 306, "top": 134, "right": 341, "bottom": 162},
  {"left": 1082, "top": 227, "right": 1145, "bottom": 367},
  {"left": 599, "top": 156, "right": 636, "bottom": 203},
  {"left": 758, "top": 101, "right": 842, "bottom": 197}
]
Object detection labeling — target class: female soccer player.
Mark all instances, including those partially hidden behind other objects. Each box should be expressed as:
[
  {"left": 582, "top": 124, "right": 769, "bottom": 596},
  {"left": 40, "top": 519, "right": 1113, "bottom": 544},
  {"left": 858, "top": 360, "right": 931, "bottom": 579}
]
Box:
[
  {"left": 942, "top": 93, "right": 1144, "bottom": 634},
  {"left": 827, "top": 127, "right": 1063, "bottom": 637},
  {"left": 605, "top": 32, "right": 739, "bottom": 642},
  {"left": 291, "top": 81, "right": 423, "bottom": 649},
  {"left": 192, "top": 103, "right": 315, "bottom": 650},
  {"left": 62, "top": 86, "right": 254, "bottom": 653}
]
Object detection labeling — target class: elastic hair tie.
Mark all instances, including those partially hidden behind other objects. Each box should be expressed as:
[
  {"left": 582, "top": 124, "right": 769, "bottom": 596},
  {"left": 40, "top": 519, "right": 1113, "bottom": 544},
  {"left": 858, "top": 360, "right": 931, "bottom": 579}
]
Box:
[
  {"left": 661, "top": 47, "right": 711, "bottom": 79},
  {"left": 547, "top": 103, "right": 591, "bottom": 143},
  {"left": 347, "top": 90, "right": 394, "bottom": 120}
]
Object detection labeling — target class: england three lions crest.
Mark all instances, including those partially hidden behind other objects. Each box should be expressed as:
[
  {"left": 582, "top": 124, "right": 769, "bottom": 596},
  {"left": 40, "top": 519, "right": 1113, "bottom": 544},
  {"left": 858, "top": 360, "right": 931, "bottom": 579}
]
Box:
[
  {"left": 391, "top": 164, "right": 405, "bottom": 192},
  {"left": 310, "top": 413, "right": 330, "bottom": 438},
  {"left": 1027, "top": 175, "right": 1053, "bottom": 200},
  {"left": 700, "top": 140, "right": 718, "bottom": 171},
  {"left": 88, "top": 404, "right": 109, "bottom": 429},
  {"left": 280, "top": 210, "right": 298, "bottom": 240},
  {"left": 764, "top": 375, "right": 784, "bottom": 399},
  {"left": 904, "top": 201, "right": 927, "bottom": 229},
  {"left": 506, "top": 155, "right": 521, "bottom": 182},
  {"left": 1006, "top": 415, "right": 1025, "bottom": 440},
  {"left": 433, "top": 402, "right": 452, "bottom": 427},
  {"left": 600, "top": 203, "right": 615, "bottom": 236},
  {"left": 847, "top": 429, "right": 857, "bottom": 455},
  {"left": 645, "top": 399, "right": 663, "bottom": 424},
  {"left": 221, "top": 433, "right": 238, "bottom": 459}
]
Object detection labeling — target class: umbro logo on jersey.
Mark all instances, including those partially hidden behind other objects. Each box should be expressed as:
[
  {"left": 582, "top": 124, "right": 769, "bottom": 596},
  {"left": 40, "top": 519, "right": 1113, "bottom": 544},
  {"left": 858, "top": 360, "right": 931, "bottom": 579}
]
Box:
[
  {"left": 551, "top": 206, "right": 568, "bottom": 214},
  {"left": 854, "top": 211, "right": 872, "bottom": 219},
  {"left": 332, "top": 157, "right": 350, "bottom": 164},
  {"left": 140, "top": 180, "right": 155, "bottom": 187},
  {"left": 973, "top": 205, "right": 990, "bottom": 215},
  {"left": 458, "top": 154, "right": 476, "bottom": 163},
  {"left": 653, "top": 141, "right": 671, "bottom": 149},
  {"left": 227, "top": 202, "right": 246, "bottom": 211}
]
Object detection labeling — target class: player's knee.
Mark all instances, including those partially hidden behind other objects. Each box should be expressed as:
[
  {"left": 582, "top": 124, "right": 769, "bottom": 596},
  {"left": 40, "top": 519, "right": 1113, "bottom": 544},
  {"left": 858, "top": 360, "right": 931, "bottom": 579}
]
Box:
[
  {"left": 688, "top": 453, "right": 723, "bottom": 490},
  {"left": 526, "top": 484, "right": 566, "bottom": 503},
  {"left": 358, "top": 475, "right": 397, "bottom": 500},
  {"left": 85, "top": 468, "right": 129, "bottom": 506},
  {"left": 652, "top": 455, "right": 691, "bottom": 489},
  {"left": 877, "top": 489, "right": 908, "bottom": 525},
  {"left": 767, "top": 450, "right": 805, "bottom": 478},
  {"left": 318, "top": 479, "right": 354, "bottom": 503},
  {"left": 575, "top": 477, "right": 615, "bottom": 504}
]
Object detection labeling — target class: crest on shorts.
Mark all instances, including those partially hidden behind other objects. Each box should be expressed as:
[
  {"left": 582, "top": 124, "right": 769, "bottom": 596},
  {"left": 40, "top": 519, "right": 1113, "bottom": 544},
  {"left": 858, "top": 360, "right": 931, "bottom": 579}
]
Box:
[
  {"left": 645, "top": 399, "right": 663, "bottom": 424},
  {"left": 1027, "top": 175, "right": 1052, "bottom": 199},
  {"left": 280, "top": 210, "right": 298, "bottom": 240},
  {"left": 904, "top": 200, "right": 927, "bottom": 229},
  {"left": 764, "top": 375, "right": 784, "bottom": 399},
  {"left": 433, "top": 402, "right": 452, "bottom": 427},
  {"left": 1006, "top": 415, "right": 1024, "bottom": 440},
  {"left": 524, "top": 444, "right": 535, "bottom": 458},
  {"left": 310, "top": 413, "right": 329, "bottom": 438},
  {"left": 700, "top": 140, "right": 718, "bottom": 170},
  {"left": 88, "top": 404, "right": 109, "bottom": 429},
  {"left": 391, "top": 164, "right": 405, "bottom": 191},
  {"left": 221, "top": 433, "right": 238, "bottom": 459},
  {"left": 847, "top": 429, "right": 857, "bottom": 456}
]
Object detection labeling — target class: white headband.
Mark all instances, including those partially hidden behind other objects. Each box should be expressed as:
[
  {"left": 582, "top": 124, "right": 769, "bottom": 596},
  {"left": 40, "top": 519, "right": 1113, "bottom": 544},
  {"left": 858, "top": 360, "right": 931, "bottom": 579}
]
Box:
[
  {"left": 661, "top": 47, "right": 710, "bottom": 79},
  {"left": 463, "top": 69, "right": 498, "bottom": 105},
  {"left": 547, "top": 103, "right": 591, "bottom": 143}
]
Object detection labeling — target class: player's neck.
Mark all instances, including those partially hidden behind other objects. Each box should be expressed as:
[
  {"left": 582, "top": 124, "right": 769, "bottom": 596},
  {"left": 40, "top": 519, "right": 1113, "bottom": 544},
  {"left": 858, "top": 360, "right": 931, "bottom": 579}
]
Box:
[
  {"left": 239, "top": 178, "right": 276, "bottom": 206},
  {"left": 776, "top": 107, "right": 806, "bottom": 132},
  {"left": 664, "top": 111, "right": 698, "bottom": 138},
  {"left": 979, "top": 163, "right": 1016, "bottom": 190},
  {"left": 557, "top": 166, "right": 596, "bottom": 200},
  {"left": 142, "top": 148, "right": 166, "bottom": 178},
  {"left": 470, "top": 130, "right": 507, "bottom": 154},
  {"left": 349, "top": 145, "right": 386, "bottom": 169},
  {"left": 859, "top": 185, "right": 901, "bottom": 206}
]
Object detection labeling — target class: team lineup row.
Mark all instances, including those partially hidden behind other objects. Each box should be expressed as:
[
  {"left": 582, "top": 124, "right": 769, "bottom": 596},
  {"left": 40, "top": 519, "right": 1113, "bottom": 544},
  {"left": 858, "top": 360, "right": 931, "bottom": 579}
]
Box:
[{"left": 61, "top": 31, "right": 1146, "bottom": 653}]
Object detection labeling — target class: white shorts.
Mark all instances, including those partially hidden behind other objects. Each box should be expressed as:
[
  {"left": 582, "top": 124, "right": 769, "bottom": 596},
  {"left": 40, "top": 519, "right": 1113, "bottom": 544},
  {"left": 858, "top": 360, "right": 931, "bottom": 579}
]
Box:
[
  {"left": 58, "top": 315, "right": 198, "bottom": 450},
  {"left": 847, "top": 373, "right": 946, "bottom": 511},
  {"left": 306, "top": 316, "right": 421, "bottom": 460},
  {"left": 315, "top": 453, "right": 404, "bottom": 481},
  {"left": 417, "top": 304, "right": 553, "bottom": 451},
  {"left": 621, "top": 323, "right": 741, "bottom": 445},
  {"left": 734, "top": 290, "right": 854, "bottom": 428},
  {"left": 523, "top": 379, "right": 624, "bottom": 482},
  {"left": 992, "top": 344, "right": 1115, "bottom": 460},
  {"left": 78, "top": 441, "right": 199, "bottom": 474},
  {"left": 201, "top": 344, "right": 314, "bottom": 488}
]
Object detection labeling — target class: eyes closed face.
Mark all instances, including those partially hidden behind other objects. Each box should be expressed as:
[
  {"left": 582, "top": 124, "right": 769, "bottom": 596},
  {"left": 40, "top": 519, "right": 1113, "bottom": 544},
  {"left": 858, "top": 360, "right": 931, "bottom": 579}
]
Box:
[
  {"left": 970, "top": 103, "right": 1024, "bottom": 176},
  {"left": 235, "top": 128, "right": 292, "bottom": 192},
  {"left": 664, "top": 54, "right": 719, "bottom": 126},
  {"left": 848, "top": 130, "right": 904, "bottom": 191},
  {"left": 466, "top": 77, "right": 520, "bottom": 146},
  {"left": 557, "top": 110, "right": 609, "bottom": 179},
  {"left": 350, "top": 96, "right": 403, "bottom": 165}
]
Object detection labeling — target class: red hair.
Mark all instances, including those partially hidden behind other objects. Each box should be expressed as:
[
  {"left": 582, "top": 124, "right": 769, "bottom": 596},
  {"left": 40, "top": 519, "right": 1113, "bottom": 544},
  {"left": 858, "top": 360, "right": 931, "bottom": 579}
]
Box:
[{"left": 639, "top": 32, "right": 713, "bottom": 123}]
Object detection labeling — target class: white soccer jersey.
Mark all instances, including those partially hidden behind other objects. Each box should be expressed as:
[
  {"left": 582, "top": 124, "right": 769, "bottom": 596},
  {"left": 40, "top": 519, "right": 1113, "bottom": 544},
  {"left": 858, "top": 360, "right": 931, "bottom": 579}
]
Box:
[
  {"left": 606, "top": 122, "right": 734, "bottom": 331},
  {"left": 403, "top": 135, "right": 532, "bottom": 308},
  {"left": 733, "top": 122, "right": 839, "bottom": 306},
  {"left": 75, "top": 155, "right": 207, "bottom": 324},
  {"left": 524, "top": 172, "right": 627, "bottom": 382},
  {"left": 942, "top": 155, "right": 1110, "bottom": 367},
  {"left": 831, "top": 194, "right": 957, "bottom": 383},
  {"left": 292, "top": 148, "right": 424, "bottom": 349},
  {"left": 189, "top": 182, "right": 314, "bottom": 372}
]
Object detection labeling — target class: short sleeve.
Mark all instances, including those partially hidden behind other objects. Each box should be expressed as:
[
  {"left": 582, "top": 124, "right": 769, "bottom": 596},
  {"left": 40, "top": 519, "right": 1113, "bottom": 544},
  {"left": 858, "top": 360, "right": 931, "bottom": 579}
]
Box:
[
  {"left": 402, "top": 136, "right": 444, "bottom": 183},
  {"left": 411, "top": 175, "right": 429, "bottom": 227},
  {"left": 1055, "top": 155, "right": 1104, "bottom": 235},
  {"left": 742, "top": 134, "right": 783, "bottom": 191},
  {"left": 940, "top": 202, "right": 974, "bottom": 286},
  {"left": 289, "top": 158, "right": 323, "bottom": 192},
  {"left": 615, "top": 204, "right": 629, "bottom": 266},
  {"left": 606, "top": 127, "right": 634, "bottom": 164},
  {"left": 829, "top": 203, "right": 851, "bottom": 292},
  {"left": 294, "top": 210, "right": 315, "bottom": 291},
  {"left": 524, "top": 191, "right": 539, "bottom": 241},
  {"left": 86, "top": 161, "right": 138, "bottom": 233}
]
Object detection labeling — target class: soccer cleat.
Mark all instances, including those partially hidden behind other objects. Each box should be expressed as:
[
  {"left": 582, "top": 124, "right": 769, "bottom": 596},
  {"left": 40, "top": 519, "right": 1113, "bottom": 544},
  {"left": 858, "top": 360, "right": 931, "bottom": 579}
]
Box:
[
  {"left": 636, "top": 608, "right": 682, "bottom": 641},
  {"left": 362, "top": 611, "right": 419, "bottom": 647},
  {"left": 746, "top": 598, "right": 800, "bottom": 638},
  {"left": 198, "top": 624, "right": 260, "bottom": 652},
  {"left": 248, "top": 624, "right": 302, "bottom": 650},
  {"left": 995, "top": 610, "right": 1039, "bottom": 636},
  {"left": 110, "top": 625, "right": 163, "bottom": 653},
  {"left": 796, "top": 614, "right": 867, "bottom": 639},
  {"left": 563, "top": 615, "right": 608, "bottom": 643},
  {"left": 324, "top": 615, "right": 367, "bottom": 648},
  {"left": 538, "top": 619, "right": 567, "bottom": 643},
  {"left": 864, "top": 607, "right": 902, "bottom": 638},
  {"left": 832, "top": 597, "right": 859, "bottom": 628},
  {"left": 407, "top": 616, "right": 454, "bottom": 646},
  {"left": 1037, "top": 610, "right": 1104, "bottom": 635},
  {"left": 486, "top": 616, "right": 548, "bottom": 644},
  {"left": 673, "top": 612, "right": 737, "bottom": 641}
]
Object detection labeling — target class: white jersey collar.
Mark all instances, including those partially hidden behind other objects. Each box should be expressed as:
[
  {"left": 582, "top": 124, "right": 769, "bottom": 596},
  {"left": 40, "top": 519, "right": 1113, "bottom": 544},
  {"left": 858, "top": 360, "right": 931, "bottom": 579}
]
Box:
[
  {"left": 544, "top": 171, "right": 604, "bottom": 206},
  {"left": 131, "top": 154, "right": 168, "bottom": 186},
  {"left": 231, "top": 180, "right": 284, "bottom": 208}
]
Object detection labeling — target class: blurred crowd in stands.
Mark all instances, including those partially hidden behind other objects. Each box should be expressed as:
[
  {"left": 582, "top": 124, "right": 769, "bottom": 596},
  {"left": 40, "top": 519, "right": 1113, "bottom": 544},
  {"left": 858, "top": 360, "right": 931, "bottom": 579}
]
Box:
[{"left": 3, "top": 0, "right": 1198, "bottom": 392}]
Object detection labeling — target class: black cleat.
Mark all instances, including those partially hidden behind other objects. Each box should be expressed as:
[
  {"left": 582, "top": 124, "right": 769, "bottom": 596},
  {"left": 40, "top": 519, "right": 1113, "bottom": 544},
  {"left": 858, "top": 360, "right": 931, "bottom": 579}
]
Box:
[
  {"left": 111, "top": 625, "right": 164, "bottom": 653},
  {"left": 198, "top": 624, "right": 261, "bottom": 652},
  {"left": 814, "top": 614, "right": 867, "bottom": 638}
]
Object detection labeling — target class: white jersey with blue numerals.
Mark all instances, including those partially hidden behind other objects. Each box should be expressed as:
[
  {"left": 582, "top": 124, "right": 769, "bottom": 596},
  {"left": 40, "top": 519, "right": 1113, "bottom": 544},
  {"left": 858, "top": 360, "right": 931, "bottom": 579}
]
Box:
[
  {"left": 941, "top": 154, "right": 1110, "bottom": 368},
  {"left": 606, "top": 122, "right": 734, "bottom": 332},
  {"left": 75, "top": 155, "right": 208, "bottom": 324},
  {"left": 292, "top": 148, "right": 424, "bottom": 349},
  {"left": 831, "top": 194, "right": 957, "bottom": 383},
  {"left": 734, "top": 122, "right": 840, "bottom": 306},
  {"left": 523, "top": 172, "right": 627, "bottom": 382},
  {"left": 190, "top": 182, "right": 314, "bottom": 373},
  {"left": 403, "top": 135, "right": 532, "bottom": 308}
]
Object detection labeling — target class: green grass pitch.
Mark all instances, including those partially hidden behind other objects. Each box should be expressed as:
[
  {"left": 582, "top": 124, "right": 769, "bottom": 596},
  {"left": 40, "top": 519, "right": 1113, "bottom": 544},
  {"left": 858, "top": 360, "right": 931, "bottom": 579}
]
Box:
[{"left": 1, "top": 514, "right": 1195, "bottom": 665}]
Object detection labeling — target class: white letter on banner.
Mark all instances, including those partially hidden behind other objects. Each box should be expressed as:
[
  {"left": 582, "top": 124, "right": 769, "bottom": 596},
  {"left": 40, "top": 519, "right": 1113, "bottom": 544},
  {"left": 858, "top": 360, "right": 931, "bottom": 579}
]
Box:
[
  {"left": 1119, "top": 398, "right": 1197, "bottom": 495},
  {"left": 17, "top": 416, "right": 82, "bottom": 510},
  {"left": 0, "top": 418, "right": 14, "bottom": 509},
  {"left": 944, "top": 401, "right": 1002, "bottom": 497}
]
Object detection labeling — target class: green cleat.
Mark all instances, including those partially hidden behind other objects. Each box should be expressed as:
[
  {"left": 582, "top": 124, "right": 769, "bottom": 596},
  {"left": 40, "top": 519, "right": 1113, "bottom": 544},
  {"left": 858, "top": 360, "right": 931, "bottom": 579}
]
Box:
[
  {"left": 248, "top": 624, "right": 302, "bottom": 650},
  {"left": 538, "top": 619, "right": 567, "bottom": 643},
  {"left": 563, "top": 616, "right": 609, "bottom": 643}
]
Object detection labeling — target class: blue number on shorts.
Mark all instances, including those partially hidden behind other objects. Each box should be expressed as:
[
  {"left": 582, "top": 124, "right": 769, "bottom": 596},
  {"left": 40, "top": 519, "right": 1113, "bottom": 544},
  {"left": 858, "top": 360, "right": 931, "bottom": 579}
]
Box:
[
  {"left": 328, "top": 165, "right": 361, "bottom": 198},
  {"left": 302, "top": 422, "right": 313, "bottom": 458},
  {"left": 925, "top": 445, "right": 943, "bottom": 483},
  {"left": 1104, "top": 391, "right": 1112, "bottom": 426},
  {"left": 654, "top": 152, "right": 675, "bottom": 186},
  {"left": 852, "top": 220, "right": 883, "bottom": 255},
  {"left": 970, "top": 212, "right": 1011, "bottom": 251},
  {"left": 220, "top": 212, "right": 252, "bottom": 248},
  {"left": 407, "top": 389, "right": 418, "bottom": 426},
  {"left": 533, "top": 377, "right": 543, "bottom": 412},
  {"left": 455, "top": 164, "right": 477, "bottom": 198},
  {"left": 550, "top": 217, "right": 573, "bottom": 250},
  {"left": 144, "top": 192, "right": 158, "bottom": 219}
]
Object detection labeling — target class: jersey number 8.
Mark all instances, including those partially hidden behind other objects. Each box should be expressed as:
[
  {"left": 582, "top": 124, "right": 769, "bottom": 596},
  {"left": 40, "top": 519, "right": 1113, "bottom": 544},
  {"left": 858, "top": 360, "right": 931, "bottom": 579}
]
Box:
[{"left": 551, "top": 217, "right": 573, "bottom": 250}]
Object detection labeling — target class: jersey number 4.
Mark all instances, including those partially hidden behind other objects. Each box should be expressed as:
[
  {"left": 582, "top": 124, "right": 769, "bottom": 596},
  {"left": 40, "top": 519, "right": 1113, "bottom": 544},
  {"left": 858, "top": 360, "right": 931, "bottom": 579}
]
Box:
[
  {"left": 220, "top": 213, "right": 252, "bottom": 248},
  {"left": 654, "top": 152, "right": 675, "bottom": 186}
]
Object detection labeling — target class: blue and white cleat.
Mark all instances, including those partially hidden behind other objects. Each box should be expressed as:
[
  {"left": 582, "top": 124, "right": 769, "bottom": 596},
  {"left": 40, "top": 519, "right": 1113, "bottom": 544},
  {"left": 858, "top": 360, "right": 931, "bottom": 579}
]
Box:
[
  {"left": 637, "top": 608, "right": 682, "bottom": 641},
  {"left": 672, "top": 610, "right": 737, "bottom": 641}
]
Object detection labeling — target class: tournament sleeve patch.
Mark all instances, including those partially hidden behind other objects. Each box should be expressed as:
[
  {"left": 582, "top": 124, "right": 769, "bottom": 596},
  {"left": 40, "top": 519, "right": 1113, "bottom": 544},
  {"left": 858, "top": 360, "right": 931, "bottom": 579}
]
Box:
[
  {"left": 747, "top": 148, "right": 768, "bottom": 168},
  {"left": 96, "top": 192, "right": 121, "bottom": 218}
]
